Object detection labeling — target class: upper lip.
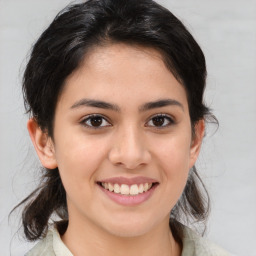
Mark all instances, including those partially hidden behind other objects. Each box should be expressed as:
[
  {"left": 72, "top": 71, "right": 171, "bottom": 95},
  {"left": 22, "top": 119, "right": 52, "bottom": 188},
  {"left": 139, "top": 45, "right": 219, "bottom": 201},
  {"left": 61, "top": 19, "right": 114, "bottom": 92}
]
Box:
[{"left": 98, "top": 176, "right": 159, "bottom": 185}]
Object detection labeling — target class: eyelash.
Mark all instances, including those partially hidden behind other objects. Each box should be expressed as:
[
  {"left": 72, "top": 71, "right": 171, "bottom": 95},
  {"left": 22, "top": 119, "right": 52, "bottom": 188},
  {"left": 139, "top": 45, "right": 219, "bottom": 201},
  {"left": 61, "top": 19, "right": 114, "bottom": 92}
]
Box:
[
  {"left": 80, "top": 114, "right": 111, "bottom": 129},
  {"left": 146, "top": 114, "right": 175, "bottom": 128},
  {"left": 80, "top": 114, "right": 175, "bottom": 129}
]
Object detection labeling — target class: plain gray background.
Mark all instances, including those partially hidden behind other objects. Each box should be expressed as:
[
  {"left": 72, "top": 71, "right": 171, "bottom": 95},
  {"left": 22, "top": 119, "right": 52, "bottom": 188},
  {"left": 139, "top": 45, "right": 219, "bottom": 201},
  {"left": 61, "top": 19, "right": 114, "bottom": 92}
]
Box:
[{"left": 0, "top": 0, "right": 255, "bottom": 255}]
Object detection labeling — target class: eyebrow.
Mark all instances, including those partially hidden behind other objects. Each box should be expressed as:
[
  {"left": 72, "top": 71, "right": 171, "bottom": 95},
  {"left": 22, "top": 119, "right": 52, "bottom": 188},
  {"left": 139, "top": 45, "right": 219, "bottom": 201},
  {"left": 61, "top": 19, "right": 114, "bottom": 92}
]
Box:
[
  {"left": 70, "top": 98, "right": 183, "bottom": 112},
  {"left": 139, "top": 99, "right": 184, "bottom": 112},
  {"left": 71, "top": 99, "right": 120, "bottom": 111}
]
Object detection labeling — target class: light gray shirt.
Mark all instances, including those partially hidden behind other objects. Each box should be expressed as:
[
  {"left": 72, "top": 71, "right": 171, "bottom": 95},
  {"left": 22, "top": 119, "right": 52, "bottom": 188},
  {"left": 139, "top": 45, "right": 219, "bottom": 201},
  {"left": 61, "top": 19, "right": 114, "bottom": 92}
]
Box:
[{"left": 26, "top": 226, "right": 231, "bottom": 256}]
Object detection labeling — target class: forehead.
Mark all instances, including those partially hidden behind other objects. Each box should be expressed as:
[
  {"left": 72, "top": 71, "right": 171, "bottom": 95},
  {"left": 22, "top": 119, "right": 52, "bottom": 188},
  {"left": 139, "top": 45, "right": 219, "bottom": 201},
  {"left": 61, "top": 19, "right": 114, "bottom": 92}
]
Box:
[
  {"left": 59, "top": 43, "right": 188, "bottom": 111},
  {"left": 84, "top": 43, "right": 164, "bottom": 68}
]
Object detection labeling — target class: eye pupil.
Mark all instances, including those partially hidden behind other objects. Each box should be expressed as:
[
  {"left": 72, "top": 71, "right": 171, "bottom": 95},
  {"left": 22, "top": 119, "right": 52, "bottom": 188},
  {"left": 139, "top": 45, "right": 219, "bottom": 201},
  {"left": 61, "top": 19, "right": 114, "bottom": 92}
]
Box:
[
  {"left": 90, "top": 117, "right": 103, "bottom": 127},
  {"left": 152, "top": 116, "right": 165, "bottom": 126}
]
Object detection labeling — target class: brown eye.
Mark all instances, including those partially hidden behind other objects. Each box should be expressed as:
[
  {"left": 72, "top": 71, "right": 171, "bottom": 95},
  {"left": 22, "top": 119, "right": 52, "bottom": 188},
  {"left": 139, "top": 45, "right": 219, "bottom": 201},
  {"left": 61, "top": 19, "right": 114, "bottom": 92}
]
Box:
[
  {"left": 152, "top": 116, "right": 165, "bottom": 126},
  {"left": 146, "top": 114, "right": 174, "bottom": 128},
  {"left": 82, "top": 115, "right": 111, "bottom": 128},
  {"left": 90, "top": 116, "right": 103, "bottom": 127}
]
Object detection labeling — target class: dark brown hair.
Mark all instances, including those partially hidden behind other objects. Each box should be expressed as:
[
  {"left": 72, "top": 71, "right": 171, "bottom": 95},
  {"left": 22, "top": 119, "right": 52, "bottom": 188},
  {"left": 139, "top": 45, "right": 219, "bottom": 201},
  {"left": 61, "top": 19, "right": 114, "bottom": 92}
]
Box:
[{"left": 14, "top": 0, "right": 214, "bottom": 245}]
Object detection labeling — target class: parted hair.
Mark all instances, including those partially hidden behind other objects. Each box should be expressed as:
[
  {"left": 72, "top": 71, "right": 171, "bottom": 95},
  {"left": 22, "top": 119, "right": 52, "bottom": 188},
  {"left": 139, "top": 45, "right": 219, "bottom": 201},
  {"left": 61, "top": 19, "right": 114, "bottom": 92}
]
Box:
[{"left": 14, "top": 0, "right": 213, "bottom": 245}]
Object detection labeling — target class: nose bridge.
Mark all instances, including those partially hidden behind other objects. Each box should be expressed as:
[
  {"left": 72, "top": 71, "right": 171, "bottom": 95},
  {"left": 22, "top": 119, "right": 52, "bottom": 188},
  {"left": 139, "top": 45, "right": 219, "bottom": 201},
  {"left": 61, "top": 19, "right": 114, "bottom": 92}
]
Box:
[{"left": 108, "top": 123, "right": 151, "bottom": 169}]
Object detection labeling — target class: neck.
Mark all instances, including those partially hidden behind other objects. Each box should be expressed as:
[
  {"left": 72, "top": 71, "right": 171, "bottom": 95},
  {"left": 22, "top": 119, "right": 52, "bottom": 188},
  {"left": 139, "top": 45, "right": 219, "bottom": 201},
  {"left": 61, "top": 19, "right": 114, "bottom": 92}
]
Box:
[{"left": 61, "top": 216, "right": 181, "bottom": 256}]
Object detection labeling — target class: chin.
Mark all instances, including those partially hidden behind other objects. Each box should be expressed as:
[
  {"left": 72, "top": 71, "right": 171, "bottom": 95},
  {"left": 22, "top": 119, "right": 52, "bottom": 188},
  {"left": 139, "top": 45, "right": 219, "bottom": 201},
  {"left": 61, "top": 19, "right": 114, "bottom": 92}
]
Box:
[
  {"left": 105, "top": 225, "right": 151, "bottom": 238},
  {"left": 101, "top": 215, "right": 160, "bottom": 238}
]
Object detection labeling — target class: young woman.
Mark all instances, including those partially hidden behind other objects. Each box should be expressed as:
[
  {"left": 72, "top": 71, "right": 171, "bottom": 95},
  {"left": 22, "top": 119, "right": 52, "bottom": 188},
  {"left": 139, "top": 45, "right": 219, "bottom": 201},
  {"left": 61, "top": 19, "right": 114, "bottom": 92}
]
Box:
[{"left": 17, "top": 0, "right": 231, "bottom": 255}]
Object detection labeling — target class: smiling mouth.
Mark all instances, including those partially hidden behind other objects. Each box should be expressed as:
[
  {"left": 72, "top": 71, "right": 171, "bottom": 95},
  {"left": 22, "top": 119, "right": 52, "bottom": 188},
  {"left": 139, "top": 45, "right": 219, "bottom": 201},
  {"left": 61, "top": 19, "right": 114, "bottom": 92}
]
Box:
[{"left": 97, "top": 182, "right": 158, "bottom": 196}]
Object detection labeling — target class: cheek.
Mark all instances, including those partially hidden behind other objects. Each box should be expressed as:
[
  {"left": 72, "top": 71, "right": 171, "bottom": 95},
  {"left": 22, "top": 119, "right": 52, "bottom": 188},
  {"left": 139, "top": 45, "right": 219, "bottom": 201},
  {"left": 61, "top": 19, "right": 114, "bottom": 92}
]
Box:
[
  {"left": 157, "top": 133, "right": 191, "bottom": 168},
  {"left": 53, "top": 135, "right": 112, "bottom": 216},
  {"left": 153, "top": 132, "right": 192, "bottom": 189},
  {"left": 54, "top": 133, "right": 109, "bottom": 188}
]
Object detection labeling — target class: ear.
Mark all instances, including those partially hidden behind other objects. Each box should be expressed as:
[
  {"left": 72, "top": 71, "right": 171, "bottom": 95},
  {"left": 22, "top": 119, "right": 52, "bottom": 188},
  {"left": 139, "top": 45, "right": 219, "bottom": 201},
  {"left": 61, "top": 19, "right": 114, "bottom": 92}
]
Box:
[
  {"left": 27, "top": 118, "right": 58, "bottom": 169},
  {"left": 189, "top": 119, "right": 205, "bottom": 168}
]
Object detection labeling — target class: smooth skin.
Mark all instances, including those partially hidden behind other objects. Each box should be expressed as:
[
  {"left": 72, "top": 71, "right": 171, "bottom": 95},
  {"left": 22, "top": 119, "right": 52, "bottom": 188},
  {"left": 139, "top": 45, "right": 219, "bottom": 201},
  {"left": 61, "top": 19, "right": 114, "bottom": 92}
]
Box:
[{"left": 27, "top": 44, "right": 204, "bottom": 256}]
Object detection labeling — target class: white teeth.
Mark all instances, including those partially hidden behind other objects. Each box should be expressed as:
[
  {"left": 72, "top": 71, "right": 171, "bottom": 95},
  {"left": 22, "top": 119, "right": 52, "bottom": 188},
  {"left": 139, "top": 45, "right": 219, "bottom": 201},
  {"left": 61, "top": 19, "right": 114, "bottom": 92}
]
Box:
[
  {"left": 120, "top": 184, "right": 130, "bottom": 195},
  {"left": 101, "top": 182, "right": 153, "bottom": 195},
  {"left": 144, "top": 183, "right": 149, "bottom": 192},
  {"left": 138, "top": 184, "right": 144, "bottom": 193},
  {"left": 114, "top": 184, "right": 120, "bottom": 193},
  {"left": 108, "top": 183, "right": 114, "bottom": 192},
  {"left": 130, "top": 184, "right": 139, "bottom": 195}
]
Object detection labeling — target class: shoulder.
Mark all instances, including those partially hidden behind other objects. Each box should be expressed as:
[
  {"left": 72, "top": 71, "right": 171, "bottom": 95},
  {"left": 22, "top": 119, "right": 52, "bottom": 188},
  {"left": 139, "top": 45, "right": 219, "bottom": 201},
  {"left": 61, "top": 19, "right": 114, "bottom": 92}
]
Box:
[
  {"left": 25, "top": 230, "right": 55, "bottom": 256},
  {"left": 182, "top": 226, "right": 232, "bottom": 256},
  {"left": 25, "top": 228, "right": 73, "bottom": 256}
]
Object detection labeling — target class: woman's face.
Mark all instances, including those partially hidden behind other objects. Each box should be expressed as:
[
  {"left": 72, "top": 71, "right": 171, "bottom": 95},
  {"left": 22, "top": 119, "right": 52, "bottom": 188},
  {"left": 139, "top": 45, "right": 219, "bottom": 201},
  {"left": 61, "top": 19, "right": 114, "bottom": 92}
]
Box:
[{"left": 31, "top": 44, "right": 204, "bottom": 237}]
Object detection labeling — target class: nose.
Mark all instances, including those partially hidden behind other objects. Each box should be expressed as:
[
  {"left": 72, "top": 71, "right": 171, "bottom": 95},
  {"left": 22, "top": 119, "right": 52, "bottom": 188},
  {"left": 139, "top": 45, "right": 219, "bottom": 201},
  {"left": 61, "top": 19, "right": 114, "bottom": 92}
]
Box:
[{"left": 108, "top": 126, "right": 151, "bottom": 170}]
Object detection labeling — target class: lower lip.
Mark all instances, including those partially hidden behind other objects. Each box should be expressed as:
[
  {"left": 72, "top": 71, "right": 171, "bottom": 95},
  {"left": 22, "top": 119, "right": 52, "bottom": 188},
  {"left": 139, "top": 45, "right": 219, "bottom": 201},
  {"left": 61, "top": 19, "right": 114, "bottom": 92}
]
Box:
[{"left": 98, "top": 184, "right": 158, "bottom": 206}]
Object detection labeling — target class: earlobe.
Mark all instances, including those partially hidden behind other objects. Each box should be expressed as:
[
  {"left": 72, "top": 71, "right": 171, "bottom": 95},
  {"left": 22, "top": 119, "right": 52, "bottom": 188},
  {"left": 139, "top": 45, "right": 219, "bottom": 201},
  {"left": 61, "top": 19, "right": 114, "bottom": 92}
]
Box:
[
  {"left": 27, "top": 118, "right": 58, "bottom": 169},
  {"left": 189, "top": 119, "right": 205, "bottom": 168}
]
